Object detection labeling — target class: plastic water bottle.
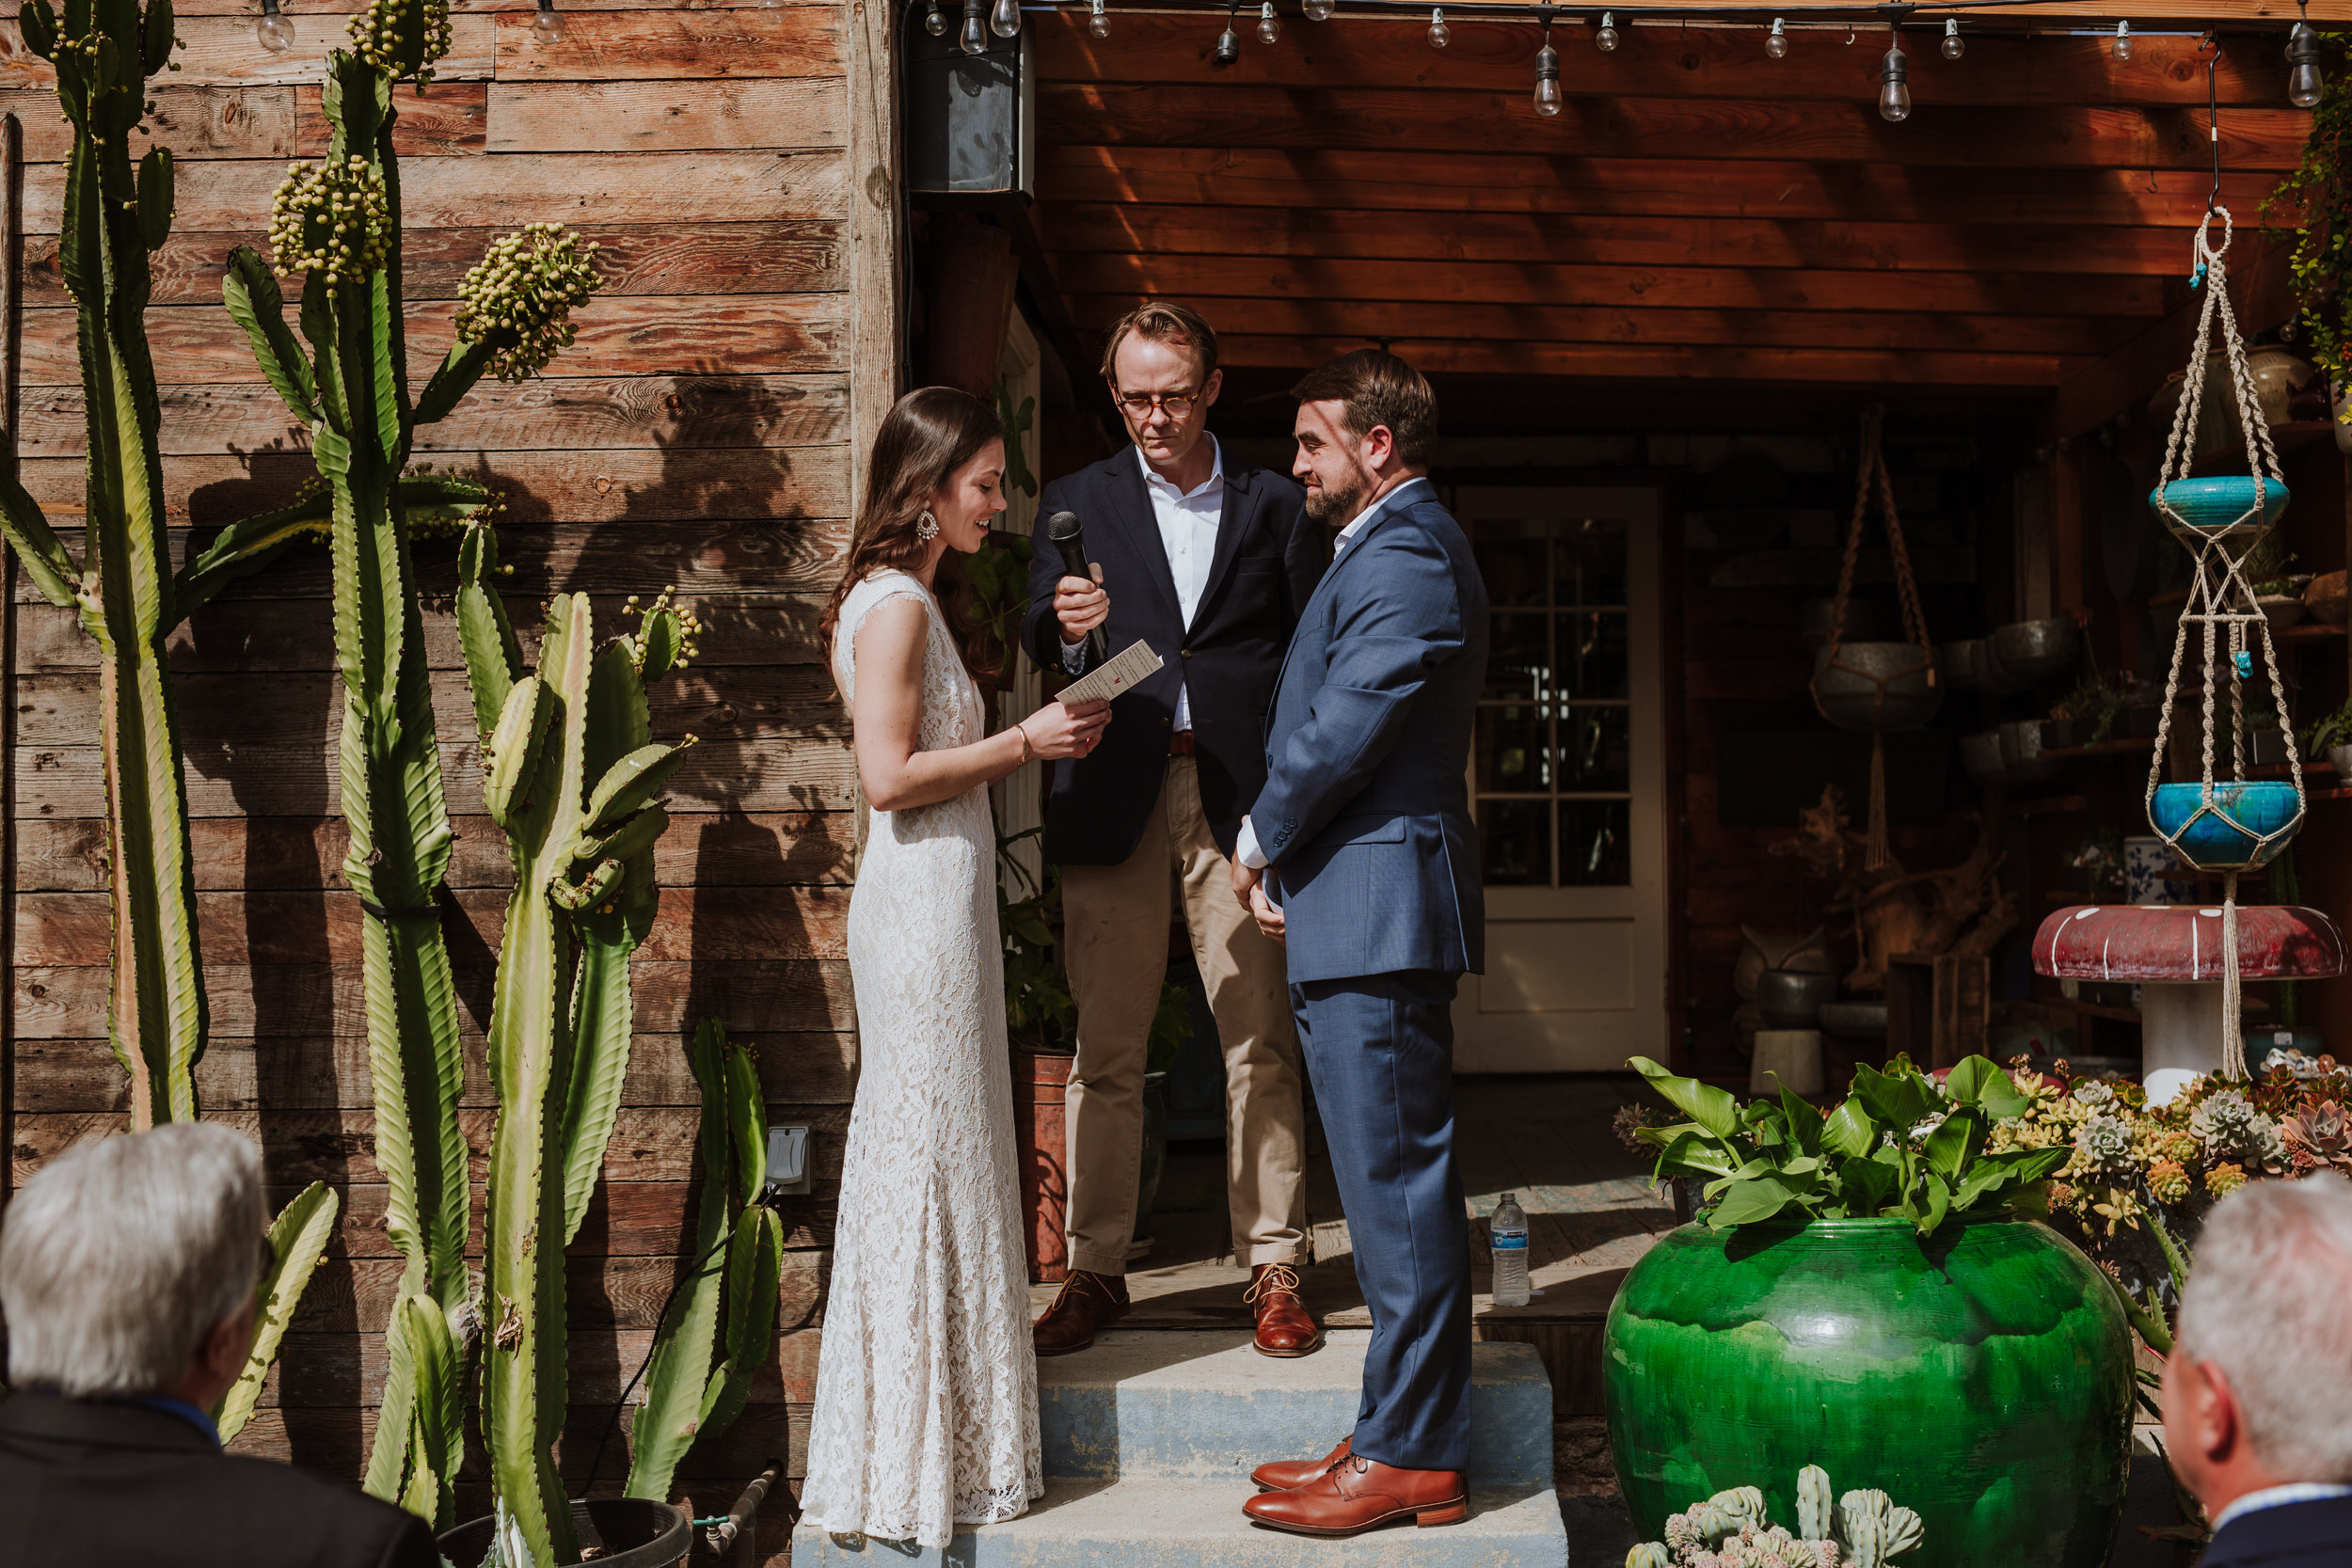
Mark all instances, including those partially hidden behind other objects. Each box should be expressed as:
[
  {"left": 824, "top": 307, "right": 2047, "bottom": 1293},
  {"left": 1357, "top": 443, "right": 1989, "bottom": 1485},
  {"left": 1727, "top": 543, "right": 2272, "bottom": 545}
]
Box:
[{"left": 1491, "top": 1193, "right": 1531, "bottom": 1307}]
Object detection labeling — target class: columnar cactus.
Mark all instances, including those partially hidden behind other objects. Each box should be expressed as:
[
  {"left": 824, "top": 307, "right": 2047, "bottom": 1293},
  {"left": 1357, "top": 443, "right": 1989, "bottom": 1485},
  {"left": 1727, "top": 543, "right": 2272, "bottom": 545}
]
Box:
[
  {"left": 213, "top": 0, "right": 602, "bottom": 1525},
  {"left": 457, "top": 531, "right": 694, "bottom": 1566},
  {"left": 624, "top": 1020, "right": 786, "bottom": 1504},
  {"left": 5, "top": 0, "right": 199, "bottom": 1130},
  {"left": 1797, "top": 1464, "right": 1835, "bottom": 1544}
]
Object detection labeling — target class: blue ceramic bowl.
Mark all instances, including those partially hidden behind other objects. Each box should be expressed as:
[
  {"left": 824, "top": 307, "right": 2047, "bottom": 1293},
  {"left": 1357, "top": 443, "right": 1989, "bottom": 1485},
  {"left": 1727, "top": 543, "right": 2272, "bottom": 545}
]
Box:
[
  {"left": 2147, "top": 476, "right": 2291, "bottom": 540},
  {"left": 2150, "top": 781, "right": 2302, "bottom": 869}
]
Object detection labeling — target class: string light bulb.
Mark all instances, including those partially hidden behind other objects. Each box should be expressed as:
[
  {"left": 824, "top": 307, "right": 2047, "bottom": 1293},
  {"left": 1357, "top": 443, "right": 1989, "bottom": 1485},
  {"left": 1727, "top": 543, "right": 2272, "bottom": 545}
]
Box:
[
  {"left": 1256, "top": 1, "right": 1279, "bottom": 42},
  {"left": 1427, "top": 7, "right": 1449, "bottom": 47},
  {"left": 2289, "top": 15, "right": 2324, "bottom": 109},
  {"left": 989, "top": 0, "right": 1020, "bottom": 37},
  {"left": 1089, "top": 0, "right": 1106, "bottom": 35},
  {"left": 2112, "top": 20, "right": 2132, "bottom": 60},
  {"left": 1940, "top": 17, "right": 1961, "bottom": 58},
  {"left": 925, "top": 0, "right": 946, "bottom": 34},
  {"left": 1534, "top": 38, "right": 1561, "bottom": 115},
  {"left": 1595, "top": 9, "right": 1618, "bottom": 50},
  {"left": 1215, "top": 12, "right": 1240, "bottom": 62},
  {"left": 1304, "top": 0, "right": 1334, "bottom": 17},
  {"left": 255, "top": 0, "right": 294, "bottom": 53},
  {"left": 1766, "top": 18, "right": 1788, "bottom": 58},
  {"left": 1878, "top": 31, "right": 1911, "bottom": 121},
  {"left": 531, "top": 0, "right": 564, "bottom": 42},
  {"left": 960, "top": 0, "right": 987, "bottom": 54}
]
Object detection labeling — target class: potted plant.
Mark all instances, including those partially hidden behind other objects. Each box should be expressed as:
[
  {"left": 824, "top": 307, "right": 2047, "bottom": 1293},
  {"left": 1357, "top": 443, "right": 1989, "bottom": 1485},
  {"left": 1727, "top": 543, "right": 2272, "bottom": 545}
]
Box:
[
  {"left": 2266, "top": 29, "right": 2352, "bottom": 449},
  {"left": 1605, "top": 1055, "right": 2134, "bottom": 1568},
  {"left": 2044, "top": 673, "right": 2130, "bottom": 751},
  {"left": 2304, "top": 695, "right": 2352, "bottom": 777}
]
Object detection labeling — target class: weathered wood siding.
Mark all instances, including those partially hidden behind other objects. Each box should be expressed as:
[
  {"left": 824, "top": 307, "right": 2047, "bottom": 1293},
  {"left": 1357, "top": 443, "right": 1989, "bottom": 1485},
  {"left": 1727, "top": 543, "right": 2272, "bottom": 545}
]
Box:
[{"left": 3, "top": 0, "right": 876, "bottom": 1550}]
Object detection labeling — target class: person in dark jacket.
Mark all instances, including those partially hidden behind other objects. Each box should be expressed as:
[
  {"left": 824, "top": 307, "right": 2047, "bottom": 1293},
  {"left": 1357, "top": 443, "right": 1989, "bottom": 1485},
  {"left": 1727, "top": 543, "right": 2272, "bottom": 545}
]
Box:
[
  {"left": 1022, "top": 301, "right": 1328, "bottom": 1358},
  {"left": 2164, "top": 1172, "right": 2352, "bottom": 1568},
  {"left": 0, "top": 1123, "right": 437, "bottom": 1568}
]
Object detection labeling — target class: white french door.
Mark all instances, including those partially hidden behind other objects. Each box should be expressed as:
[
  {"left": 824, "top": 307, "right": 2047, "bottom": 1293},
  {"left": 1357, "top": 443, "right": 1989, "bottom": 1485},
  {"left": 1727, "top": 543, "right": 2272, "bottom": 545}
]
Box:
[{"left": 1451, "top": 486, "right": 1669, "bottom": 1073}]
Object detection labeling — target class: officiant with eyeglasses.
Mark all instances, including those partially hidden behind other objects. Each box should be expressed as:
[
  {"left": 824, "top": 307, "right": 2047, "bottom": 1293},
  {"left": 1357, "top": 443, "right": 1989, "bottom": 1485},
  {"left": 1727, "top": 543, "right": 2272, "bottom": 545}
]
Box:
[{"left": 1021, "top": 301, "right": 1329, "bottom": 1359}]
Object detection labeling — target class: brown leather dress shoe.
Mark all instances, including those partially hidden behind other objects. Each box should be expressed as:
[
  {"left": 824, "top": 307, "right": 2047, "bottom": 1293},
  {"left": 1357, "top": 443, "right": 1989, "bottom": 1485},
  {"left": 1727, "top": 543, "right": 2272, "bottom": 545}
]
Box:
[
  {"left": 1250, "top": 1434, "right": 1350, "bottom": 1493},
  {"left": 1031, "top": 1270, "right": 1129, "bottom": 1356},
  {"left": 1242, "top": 1452, "right": 1468, "bottom": 1536},
  {"left": 1245, "top": 1262, "right": 1323, "bottom": 1358}
]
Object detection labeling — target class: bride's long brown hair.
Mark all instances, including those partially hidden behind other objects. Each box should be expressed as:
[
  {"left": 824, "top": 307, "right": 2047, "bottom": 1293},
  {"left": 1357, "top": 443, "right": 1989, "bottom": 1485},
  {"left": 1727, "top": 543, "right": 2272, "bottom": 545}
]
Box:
[{"left": 819, "top": 387, "right": 1005, "bottom": 676}]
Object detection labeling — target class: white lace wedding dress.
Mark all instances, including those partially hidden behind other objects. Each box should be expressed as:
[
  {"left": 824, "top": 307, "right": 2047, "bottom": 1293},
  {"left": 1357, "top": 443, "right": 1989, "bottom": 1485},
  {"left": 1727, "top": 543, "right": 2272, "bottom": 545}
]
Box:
[{"left": 799, "top": 569, "right": 1043, "bottom": 1547}]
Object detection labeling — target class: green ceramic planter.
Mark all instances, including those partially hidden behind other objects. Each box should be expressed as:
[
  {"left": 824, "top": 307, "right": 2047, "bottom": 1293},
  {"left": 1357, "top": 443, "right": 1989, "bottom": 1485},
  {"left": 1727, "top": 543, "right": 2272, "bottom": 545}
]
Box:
[{"left": 1604, "top": 1214, "right": 2134, "bottom": 1568}]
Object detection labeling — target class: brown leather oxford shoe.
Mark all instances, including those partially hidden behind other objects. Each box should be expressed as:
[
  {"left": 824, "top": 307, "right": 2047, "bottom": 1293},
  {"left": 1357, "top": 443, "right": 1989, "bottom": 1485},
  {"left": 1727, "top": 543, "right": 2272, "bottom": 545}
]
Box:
[
  {"left": 1249, "top": 1434, "right": 1350, "bottom": 1493},
  {"left": 1241, "top": 1452, "right": 1468, "bottom": 1537},
  {"left": 1031, "top": 1269, "right": 1129, "bottom": 1357},
  {"left": 1245, "top": 1262, "right": 1322, "bottom": 1358}
]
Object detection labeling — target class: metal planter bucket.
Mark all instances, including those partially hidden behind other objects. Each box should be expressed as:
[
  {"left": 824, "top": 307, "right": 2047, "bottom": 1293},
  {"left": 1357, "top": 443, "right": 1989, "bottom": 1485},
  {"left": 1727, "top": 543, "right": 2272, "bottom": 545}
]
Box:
[
  {"left": 1810, "top": 642, "right": 1940, "bottom": 731},
  {"left": 1998, "top": 720, "right": 2065, "bottom": 785},
  {"left": 1960, "top": 729, "right": 2008, "bottom": 785},
  {"left": 439, "top": 1499, "right": 691, "bottom": 1568},
  {"left": 1983, "top": 618, "right": 2081, "bottom": 692}
]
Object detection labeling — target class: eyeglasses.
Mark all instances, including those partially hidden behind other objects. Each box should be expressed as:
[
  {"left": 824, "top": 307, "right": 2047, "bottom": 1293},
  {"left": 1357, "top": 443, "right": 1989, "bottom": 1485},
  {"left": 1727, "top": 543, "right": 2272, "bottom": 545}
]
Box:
[{"left": 1115, "top": 388, "right": 1201, "bottom": 420}]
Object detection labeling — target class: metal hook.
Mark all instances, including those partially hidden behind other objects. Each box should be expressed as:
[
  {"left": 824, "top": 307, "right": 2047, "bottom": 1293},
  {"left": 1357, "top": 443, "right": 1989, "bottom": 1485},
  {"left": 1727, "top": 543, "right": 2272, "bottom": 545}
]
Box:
[{"left": 2205, "top": 46, "right": 2222, "bottom": 217}]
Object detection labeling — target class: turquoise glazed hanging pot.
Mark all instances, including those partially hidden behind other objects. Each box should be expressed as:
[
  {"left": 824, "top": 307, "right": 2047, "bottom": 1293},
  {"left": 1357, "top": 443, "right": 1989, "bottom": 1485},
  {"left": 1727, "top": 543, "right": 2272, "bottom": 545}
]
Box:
[{"left": 1604, "top": 1214, "right": 2134, "bottom": 1568}]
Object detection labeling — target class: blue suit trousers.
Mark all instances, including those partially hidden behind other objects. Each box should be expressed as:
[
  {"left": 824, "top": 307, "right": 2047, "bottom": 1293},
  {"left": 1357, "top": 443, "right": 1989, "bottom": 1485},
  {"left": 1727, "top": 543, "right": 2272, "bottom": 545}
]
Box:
[{"left": 1291, "top": 969, "right": 1473, "bottom": 1471}]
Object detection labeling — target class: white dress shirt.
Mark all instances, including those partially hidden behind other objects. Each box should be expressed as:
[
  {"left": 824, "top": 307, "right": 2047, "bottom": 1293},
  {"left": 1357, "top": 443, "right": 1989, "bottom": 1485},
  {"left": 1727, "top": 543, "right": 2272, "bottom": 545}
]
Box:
[
  {"left": 1234, "top": 491, "right": 1389, "bottom": 871},
  {"left": 1062, "top": 439, "right": 1225, "bottom": 733}
]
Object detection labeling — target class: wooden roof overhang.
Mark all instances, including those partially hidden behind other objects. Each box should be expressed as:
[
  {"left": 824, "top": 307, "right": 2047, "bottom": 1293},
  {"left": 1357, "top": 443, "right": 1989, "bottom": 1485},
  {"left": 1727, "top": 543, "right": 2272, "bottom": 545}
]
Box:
[{"left": 1023, "top": 1, "right": 2345, "bottom": 427}]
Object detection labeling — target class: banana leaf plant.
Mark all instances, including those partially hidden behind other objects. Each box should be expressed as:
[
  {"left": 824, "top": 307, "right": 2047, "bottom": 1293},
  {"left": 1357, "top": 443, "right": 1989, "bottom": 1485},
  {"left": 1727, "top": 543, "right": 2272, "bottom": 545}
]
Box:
[
  {"left": 1629, "top": 1053, "right": 2071, "bottom": 1234},
  {"left": 209, "top": 0, "right": 601, "bottom": 1523},
  {"left": 625, "top": 1020, "right": 785, "bottom": 1505},
  {"left": 455, "top": 526, "right": 695, "bottom": 1566}
]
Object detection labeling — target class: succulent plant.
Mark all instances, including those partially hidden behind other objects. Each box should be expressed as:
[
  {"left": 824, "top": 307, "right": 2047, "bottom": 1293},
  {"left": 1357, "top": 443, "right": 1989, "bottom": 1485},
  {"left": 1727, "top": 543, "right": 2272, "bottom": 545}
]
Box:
[
  {"left": 454, "top": 223, "right": 606, "bottom": 383},
  {"left": 264, "top": 154, "right": 392, "bottom": 291},
  {"left": 622, "top": 1021, "right": 786, "bottom": 1504},
  {"left": 1797, "top": 1464, "right": 1835, "bottom": 1544},
  {"left": 345, "top": 0, "right": 453, "bottom": 80},
  {"left": 1635, "top": 1467, "right": 1922, "bottom": 1568}
]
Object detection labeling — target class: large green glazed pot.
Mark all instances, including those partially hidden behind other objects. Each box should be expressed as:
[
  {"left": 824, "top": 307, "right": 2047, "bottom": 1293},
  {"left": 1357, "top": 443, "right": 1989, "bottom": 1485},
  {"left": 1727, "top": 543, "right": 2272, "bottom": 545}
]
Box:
[{"left": 1604, "top": 1214, "right": 2134, "bottom": 1568}]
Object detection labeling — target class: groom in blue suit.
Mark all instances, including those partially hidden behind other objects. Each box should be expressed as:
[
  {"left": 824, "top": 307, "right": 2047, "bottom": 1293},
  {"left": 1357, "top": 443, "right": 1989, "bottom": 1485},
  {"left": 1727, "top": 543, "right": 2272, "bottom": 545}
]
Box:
[{"left": 1230, "top": 350, "right": 1488, "bottom": 1537}]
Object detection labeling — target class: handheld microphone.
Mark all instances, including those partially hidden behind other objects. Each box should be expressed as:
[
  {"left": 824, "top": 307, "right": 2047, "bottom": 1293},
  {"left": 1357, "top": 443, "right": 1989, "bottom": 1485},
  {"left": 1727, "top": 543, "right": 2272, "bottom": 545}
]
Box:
[{"left": 1046, "top": 509, "right": 1109, "bottom": 668}]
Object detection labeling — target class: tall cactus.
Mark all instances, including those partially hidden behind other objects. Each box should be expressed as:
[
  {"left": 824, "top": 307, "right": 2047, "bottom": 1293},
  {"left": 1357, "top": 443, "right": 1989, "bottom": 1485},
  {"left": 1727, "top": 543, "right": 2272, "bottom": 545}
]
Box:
[
  {"left": 457, "top": 529, "right": 694, "bottom": 1566},
  {"left": 213, "top": 0, "right": 601, "bottom": 1524},
  {"left": 624, "top": 1019, "right": 786, "bottom": 1505},
  {"left": 6, "top": 0, "right": 199, "bottom": 1128}
]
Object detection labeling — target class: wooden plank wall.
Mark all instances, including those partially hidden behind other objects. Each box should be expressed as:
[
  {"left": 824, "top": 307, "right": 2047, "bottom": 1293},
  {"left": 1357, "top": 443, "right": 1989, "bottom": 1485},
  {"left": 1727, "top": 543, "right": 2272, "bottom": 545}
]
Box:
[{"left": 1, "top": 0, "right": 876, "bottom": 1553}]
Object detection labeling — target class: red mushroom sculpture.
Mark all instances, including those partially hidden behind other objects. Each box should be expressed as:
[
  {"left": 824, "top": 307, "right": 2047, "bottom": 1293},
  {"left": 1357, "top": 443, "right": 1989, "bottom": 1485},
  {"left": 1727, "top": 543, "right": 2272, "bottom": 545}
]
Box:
[{"left": 2033, "top": 903, "right": 2345, "bottom": 1102}]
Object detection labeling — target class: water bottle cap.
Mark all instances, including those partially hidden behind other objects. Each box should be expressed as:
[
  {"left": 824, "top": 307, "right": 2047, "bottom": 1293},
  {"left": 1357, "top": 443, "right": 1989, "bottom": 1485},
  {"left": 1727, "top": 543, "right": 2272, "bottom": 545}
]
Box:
[{"left": 1501, "top": 1192, "right": 1515, "bottom": 1204}]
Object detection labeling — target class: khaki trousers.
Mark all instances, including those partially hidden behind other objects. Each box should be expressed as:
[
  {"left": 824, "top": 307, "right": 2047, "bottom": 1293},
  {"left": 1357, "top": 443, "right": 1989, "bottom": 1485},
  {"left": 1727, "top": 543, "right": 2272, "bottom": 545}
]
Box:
[{"left": 1060, "top": 755, "right": 1311, "bottom": 1276}]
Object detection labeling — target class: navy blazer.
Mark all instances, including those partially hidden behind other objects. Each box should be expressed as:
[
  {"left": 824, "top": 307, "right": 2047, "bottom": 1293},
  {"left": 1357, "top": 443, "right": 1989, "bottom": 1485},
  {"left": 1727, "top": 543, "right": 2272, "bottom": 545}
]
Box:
[
  {"left": 2204, "top": 1495, "right": 2352, "bottom": 1568},
  {"left": 1252, "top": 478, "right": 1489, "bottom": 985},
  {"left": 1022, "top": 446, "right": 1324, "bottom": 865},
  {"left": 0, "top": 1391, "right": 437, "bottom": 1568}
]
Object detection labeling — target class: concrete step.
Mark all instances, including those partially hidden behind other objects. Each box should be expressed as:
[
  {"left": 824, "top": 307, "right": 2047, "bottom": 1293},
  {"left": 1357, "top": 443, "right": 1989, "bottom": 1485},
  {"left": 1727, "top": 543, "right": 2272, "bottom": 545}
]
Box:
[
  {"left": 791, "top": 1477, "right": 1569, "bottom": 1566},
  {"left": 1038, "top": 1329, "right": 1554, "bottom": 1488}
]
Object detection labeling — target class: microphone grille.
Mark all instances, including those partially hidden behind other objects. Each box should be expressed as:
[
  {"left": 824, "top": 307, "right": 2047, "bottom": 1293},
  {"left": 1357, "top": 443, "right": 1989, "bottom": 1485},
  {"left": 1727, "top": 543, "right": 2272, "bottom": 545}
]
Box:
[{"left": 1046, "top": 510, "right": 1081, "bottom": 541}]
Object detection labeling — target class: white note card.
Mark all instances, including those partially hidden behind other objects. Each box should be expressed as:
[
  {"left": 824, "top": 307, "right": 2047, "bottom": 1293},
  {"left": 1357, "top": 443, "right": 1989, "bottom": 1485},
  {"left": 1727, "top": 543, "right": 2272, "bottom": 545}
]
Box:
[{"left": 1057, "top": 639, "right": 1164, "bottom": 707}]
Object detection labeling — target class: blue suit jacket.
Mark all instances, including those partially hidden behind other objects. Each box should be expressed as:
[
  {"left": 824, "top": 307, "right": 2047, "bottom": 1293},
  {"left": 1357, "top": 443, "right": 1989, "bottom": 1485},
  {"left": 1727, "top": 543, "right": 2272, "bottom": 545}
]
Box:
[
  {"left": 1250, "top": 478, "right": 1488, "bottom": 986},
  {"left": 2204, "top": 1496, "right": 2352, "bottom": 1568}
]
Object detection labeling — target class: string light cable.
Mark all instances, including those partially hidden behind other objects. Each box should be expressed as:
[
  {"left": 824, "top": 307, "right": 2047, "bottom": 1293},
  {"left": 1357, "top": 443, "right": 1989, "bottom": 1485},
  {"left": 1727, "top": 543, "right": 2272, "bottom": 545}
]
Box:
[{"left": 1008, "top": 1, "right": 2310, "bottom": 106}]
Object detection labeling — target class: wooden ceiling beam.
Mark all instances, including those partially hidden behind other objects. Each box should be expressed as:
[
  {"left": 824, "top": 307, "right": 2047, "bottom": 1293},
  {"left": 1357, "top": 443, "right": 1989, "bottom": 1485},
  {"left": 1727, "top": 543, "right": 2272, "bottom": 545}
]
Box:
[
  {"left": 1036, "top": 13, "right": 2289, "bottom": 107},
  {"left": 1213, "top": 334, "right": 2085, "bottom": 385},
  {"left": 1040, "top": 83, "right": 2307, "bottom": 169},
  {"left": 1039, "top": 199, "right": 2208, "bottom": 277},
  {"left": 1065, "top": 293, "right": 2136, "bottom": 356},
  {"left": 1046, "top": 250, "right": 2171, "bottom": 315},
  {"left": 1037, "top": 146, "right": 2280, "bottom": 228}
]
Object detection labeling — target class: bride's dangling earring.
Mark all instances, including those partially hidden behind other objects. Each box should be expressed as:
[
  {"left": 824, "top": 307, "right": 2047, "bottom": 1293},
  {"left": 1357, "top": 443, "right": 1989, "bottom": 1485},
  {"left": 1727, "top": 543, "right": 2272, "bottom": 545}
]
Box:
[{"left": 916, "top": 509, "right": 940, "bottom": 542}]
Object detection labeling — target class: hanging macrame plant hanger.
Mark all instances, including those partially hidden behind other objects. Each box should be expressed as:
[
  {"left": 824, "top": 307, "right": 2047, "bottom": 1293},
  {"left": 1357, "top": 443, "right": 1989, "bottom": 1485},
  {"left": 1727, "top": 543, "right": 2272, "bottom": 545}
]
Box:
[
  {"left": 1810, "top": 404, "right": 1940, "bottom": 872},
  {"left": 2145, "top": 205, "right": 2301, "bottom": 1081}
]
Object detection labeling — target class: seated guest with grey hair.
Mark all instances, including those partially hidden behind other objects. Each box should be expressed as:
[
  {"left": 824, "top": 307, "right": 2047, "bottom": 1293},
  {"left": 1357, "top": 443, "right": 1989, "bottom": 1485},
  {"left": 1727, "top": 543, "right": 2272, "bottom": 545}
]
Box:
[
  {"left": 0, "top": 1123, "right": 437, "bottom": 1568},
  {"left": 2164, "top": 1171, "right": 2352, "bottom": 1568}
]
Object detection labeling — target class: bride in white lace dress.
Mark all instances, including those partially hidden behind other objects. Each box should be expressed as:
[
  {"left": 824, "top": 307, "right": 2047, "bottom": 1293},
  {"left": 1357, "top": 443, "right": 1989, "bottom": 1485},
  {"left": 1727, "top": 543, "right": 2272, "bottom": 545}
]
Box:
[{"left": 801, "top": 388, "right": 1112, "bottom": 1547}]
